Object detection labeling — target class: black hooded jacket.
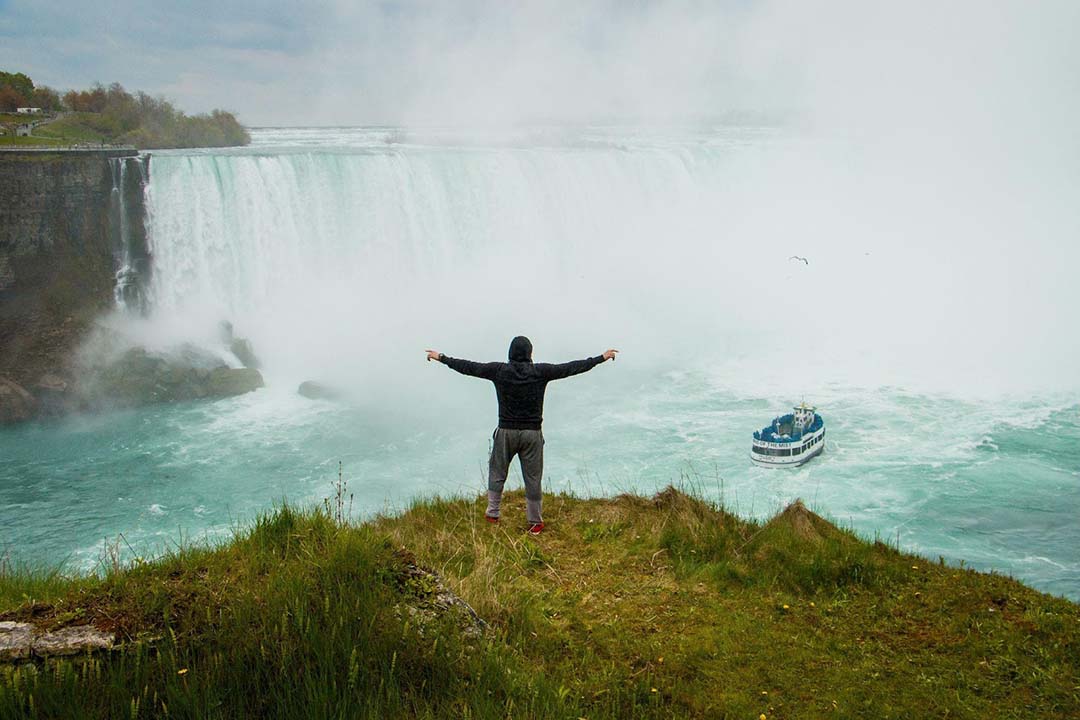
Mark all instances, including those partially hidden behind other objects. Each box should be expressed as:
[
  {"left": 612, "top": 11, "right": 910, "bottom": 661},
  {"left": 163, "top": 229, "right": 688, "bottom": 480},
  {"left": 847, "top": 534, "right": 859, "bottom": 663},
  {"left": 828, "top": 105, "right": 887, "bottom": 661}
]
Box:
[{"left": 439, "top": 336, "right": 605, "bottom": 430}]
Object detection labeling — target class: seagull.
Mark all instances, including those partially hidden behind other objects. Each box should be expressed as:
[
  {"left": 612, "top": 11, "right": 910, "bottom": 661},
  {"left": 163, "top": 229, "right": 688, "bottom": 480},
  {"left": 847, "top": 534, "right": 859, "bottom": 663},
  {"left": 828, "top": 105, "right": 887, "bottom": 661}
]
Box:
[{"left": 789, "top": 256, "right": 809, "bottom": 265}]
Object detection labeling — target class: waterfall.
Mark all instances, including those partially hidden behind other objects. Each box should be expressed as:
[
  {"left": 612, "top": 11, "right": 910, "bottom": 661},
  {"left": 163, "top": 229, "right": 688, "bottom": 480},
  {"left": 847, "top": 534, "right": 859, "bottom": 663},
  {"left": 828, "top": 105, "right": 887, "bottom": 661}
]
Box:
[
  {"left": 109, "top": 155, "right": 151, "bottom": 312},
  {"left": 140, "top": 138, "right": 759, "bottom": 387},
  {"left": 138, "top": 127, "right": 1080, "bottom": 395}
]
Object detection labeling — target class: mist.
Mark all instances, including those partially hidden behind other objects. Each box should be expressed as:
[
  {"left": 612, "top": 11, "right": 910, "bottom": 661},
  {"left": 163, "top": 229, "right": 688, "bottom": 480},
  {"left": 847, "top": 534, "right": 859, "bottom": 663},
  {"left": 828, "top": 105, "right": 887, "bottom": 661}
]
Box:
[
  {"left": 318, "top": 1, "right": 1079, "bottom": 395},
  {"left": 72, "top": 1, "right": 1076, "bottom": 403}
]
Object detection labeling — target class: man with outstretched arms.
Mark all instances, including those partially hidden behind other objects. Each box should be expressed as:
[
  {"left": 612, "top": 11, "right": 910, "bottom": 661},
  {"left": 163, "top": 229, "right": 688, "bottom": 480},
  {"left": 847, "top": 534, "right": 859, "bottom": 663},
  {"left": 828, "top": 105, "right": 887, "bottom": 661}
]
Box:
[{"left": 426, "top": 336, "right": 618, "bottom": 534}]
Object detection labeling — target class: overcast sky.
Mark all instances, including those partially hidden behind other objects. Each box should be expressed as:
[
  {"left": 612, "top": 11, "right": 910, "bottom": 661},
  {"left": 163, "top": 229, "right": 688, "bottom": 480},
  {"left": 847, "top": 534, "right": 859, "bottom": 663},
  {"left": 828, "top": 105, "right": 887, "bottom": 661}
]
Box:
[{"left": 1, "top": 1, "right": 1077, "bottom": 128}]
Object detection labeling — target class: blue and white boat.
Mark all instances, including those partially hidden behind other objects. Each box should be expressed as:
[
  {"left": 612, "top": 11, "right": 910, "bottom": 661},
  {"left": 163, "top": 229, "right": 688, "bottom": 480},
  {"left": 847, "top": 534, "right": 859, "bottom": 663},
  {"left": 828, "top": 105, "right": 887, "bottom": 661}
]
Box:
[{"left": 751, "top": 403, "right": 825, "bottom": 467}]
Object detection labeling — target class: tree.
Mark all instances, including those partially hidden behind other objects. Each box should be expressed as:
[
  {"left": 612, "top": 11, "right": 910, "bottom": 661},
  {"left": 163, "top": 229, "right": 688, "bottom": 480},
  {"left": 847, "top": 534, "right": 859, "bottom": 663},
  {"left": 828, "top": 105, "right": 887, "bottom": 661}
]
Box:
[
  {"left": 30, "top": 86, "right": 62, "bottom": 112},
  {"left": 0, "top": 71, "right": 34, "bottom": 103},
  {"left": 63, "top": 84, "right": 108, "bottom": 113},
  {"left": 0, "top": 86, "right": 24, "bottom": 112}
]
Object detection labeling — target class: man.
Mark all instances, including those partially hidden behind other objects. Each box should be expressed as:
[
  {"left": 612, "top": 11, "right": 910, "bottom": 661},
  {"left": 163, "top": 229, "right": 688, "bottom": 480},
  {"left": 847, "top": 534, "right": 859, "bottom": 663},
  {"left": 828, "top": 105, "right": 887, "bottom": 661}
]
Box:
[{"left": 426, "top": 336, "right": 617, "bottom": 534}]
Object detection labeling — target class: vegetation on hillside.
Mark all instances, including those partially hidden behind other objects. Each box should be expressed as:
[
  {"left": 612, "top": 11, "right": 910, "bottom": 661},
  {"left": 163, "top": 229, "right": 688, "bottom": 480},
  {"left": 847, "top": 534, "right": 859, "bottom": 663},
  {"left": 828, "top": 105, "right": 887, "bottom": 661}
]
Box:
[
  {"left": 0, "top": 71, "right": 248, "bottom": 149},
  {"left": 1, "top": 487, "right": 1077, "bottom": 718}
]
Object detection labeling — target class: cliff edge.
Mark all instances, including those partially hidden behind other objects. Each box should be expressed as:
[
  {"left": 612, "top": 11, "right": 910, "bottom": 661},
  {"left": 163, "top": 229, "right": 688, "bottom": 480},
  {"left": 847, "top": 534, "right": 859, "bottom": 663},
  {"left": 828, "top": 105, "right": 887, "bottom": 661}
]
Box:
[
  {"left": 1, "top": 488, "right": 1076, "bottom": 718},
  {"left": 0, "top": 149, "right": 147, "bottom": 419}
]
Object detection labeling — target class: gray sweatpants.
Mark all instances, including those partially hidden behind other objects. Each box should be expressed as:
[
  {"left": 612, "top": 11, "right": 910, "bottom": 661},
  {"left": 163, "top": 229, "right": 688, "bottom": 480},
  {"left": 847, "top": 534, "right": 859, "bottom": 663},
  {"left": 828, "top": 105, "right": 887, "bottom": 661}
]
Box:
[{"left": 486, "top": 428, "right": 544, "bottom": 523}]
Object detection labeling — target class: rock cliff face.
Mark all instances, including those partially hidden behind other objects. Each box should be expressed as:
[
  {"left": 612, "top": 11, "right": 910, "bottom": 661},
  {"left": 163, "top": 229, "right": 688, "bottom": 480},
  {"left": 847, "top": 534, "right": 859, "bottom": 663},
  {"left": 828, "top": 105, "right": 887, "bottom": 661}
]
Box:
[{"left": 0, "top": 149, "right": 149, "bottom": 417}]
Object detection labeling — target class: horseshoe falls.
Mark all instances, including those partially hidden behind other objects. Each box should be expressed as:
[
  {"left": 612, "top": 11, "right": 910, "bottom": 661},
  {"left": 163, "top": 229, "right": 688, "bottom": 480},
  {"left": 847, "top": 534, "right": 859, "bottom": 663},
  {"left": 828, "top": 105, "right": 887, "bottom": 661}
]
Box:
[{"left": 1, "top": 127, "right": 1078, "bottom": 600}]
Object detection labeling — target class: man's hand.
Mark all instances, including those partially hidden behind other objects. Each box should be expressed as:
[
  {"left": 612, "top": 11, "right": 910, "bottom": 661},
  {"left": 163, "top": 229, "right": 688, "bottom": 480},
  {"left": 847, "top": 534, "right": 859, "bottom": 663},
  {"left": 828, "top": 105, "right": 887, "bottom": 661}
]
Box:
[
  {"left": 426, "top": 349, "right": 442, "bottom": 362},
  {"left": 602, "top": 349, "right": 619, "bottom": 362}
]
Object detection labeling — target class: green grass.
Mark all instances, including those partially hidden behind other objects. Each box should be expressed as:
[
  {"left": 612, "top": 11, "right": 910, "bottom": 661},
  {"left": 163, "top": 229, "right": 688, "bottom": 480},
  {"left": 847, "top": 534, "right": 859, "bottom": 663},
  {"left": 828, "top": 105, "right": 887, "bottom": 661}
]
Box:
[
  {"left": 0, "top": 112, "right": 107, "bottom": 146},
  {"left": 1, "top": 112, "right": 138, "bottom": 146},
  {"left": 2, "top": 488, "right": 1078, "bottom": 719},
  {"left": 2, "top": 108, "right": 249, "bottom": 149},
  {"left": 29, "top": 113, "right": 120, "bottom": 145}
]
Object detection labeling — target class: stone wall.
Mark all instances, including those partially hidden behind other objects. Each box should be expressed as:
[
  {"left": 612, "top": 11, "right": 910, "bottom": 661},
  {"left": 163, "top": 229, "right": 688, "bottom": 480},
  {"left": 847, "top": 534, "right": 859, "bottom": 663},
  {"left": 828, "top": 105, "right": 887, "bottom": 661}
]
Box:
[{"left": 0, "top": 149, "right": 146, "bottom": 407}]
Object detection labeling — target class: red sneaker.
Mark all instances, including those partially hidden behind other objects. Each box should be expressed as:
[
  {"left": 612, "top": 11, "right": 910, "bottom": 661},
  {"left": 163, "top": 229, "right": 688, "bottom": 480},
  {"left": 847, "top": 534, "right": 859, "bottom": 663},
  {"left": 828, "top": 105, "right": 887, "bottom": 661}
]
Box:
[
  {"left": 484, "top": 514, "right": 499, "bottom": 524},
  {"left": 527, "top": 522, "right": 544, "bottom": 535}
]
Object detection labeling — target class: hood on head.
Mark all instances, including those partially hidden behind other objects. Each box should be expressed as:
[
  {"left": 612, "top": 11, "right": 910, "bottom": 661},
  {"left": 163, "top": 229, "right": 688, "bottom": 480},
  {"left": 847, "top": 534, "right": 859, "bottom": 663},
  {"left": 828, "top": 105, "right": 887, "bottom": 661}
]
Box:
[{"left": 508, "top": 336, "right": 533, "bottom": 362}]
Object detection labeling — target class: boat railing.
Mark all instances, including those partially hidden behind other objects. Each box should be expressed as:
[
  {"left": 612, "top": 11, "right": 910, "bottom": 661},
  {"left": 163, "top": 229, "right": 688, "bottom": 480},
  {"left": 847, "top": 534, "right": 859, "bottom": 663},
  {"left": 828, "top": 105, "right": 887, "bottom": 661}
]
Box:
[{"left": 754, "top": 414, "right": 823, "bottom": 443}]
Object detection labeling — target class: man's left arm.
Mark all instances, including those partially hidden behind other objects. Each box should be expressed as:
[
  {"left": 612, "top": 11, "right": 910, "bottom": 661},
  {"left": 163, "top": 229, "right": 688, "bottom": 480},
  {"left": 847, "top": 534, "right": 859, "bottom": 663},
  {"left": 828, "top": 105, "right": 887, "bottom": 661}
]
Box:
[{"left": 539, "top": 349, "right": 618, "bottom": 381}]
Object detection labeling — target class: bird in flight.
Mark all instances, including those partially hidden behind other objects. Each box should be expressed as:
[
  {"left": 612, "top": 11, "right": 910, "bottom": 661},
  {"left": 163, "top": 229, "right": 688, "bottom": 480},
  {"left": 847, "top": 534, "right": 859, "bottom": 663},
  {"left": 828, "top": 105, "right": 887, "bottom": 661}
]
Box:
[{"left": 789, "top": 256, "right": 809, "bottom": 265}]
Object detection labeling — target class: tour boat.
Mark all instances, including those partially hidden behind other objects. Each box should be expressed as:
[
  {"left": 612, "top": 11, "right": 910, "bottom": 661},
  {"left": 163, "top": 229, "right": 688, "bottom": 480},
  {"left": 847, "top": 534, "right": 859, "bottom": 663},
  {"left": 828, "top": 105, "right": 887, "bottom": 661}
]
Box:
[{"left": 750, "top": 403, "right": 825, "bottom": 468}]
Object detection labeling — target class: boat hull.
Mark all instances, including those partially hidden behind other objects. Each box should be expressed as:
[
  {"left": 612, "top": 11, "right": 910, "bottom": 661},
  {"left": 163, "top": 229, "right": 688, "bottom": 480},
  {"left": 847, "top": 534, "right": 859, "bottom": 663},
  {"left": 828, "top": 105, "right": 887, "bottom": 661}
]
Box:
[
  {"left": 750, "top": 421, "right": 826, "bottom": 469},
  {"left": 750, "top": 442, "right": 824, "bottom": 468}
]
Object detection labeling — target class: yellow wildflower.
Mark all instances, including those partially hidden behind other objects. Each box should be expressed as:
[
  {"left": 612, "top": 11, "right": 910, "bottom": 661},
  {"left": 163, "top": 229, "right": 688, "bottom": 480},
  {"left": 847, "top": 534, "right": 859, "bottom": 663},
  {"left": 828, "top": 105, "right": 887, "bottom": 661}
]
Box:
[{"left": 177, "top": 668, "right": 189, "bottom": 676}]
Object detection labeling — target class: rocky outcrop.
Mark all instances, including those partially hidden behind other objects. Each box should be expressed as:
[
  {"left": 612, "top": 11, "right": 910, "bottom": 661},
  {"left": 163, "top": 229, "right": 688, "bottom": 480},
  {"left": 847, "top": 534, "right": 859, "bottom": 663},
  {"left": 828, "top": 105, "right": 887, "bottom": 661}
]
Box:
[
  {"left": 230, "top": 338, "right": 260, "bottom": 369},
  {"left": 0, "top": 151, "right": 275, "bottom": 422},
  {"left": 81, "top": 346, "right": 263, "bottom": 407},
  {"left": 219, "top": 321, "right": 261, "bottom": 370},
  {"left": 394, "top": 551, "right": 488, "bottom": 638},
  {"left": 0, "top": 150, "right": 147, "bottom": 411},
  {"left": 0, "top": 621, "right": 114, "bottom": 661},
  {"left": 0, "top": 376, "right": 37, "bottom": 423},
  {"left": 298, "top": 380, "right": 342, "bottom": 400},
  {"left": 0, "top": 621, "right": 33, "bottom": 661},
  {"left": 206, "top": 367, "right": 264, "bottom": 398},
  {"left": 31, "top": 372, "right": 72, "bottom": 416}
]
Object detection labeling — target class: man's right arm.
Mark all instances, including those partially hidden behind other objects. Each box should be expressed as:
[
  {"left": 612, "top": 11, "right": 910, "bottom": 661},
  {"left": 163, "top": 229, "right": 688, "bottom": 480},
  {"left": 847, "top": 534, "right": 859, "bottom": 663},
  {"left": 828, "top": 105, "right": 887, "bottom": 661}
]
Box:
[{"left": 426, "top": 349, "right": 500, "bottom": 380}]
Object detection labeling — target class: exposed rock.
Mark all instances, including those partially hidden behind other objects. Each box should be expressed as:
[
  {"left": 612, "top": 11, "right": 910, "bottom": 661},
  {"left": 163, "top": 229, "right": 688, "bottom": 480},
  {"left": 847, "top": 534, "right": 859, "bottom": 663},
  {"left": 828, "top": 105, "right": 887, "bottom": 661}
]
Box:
[
  {"left": 230, "top": 337, "right": 260, "bottom": 369},
  {"left": 32, "top": 625, "right": 114, "bottom": 657},
  {"left": 0, "top": 255, "right": 13, "bottom": 292},
  {"left": 218, "top": 320, "right": 260, "bottom": 368},
  {"left": 207, "top": 367, "right": 264, "bottom": 397},
  {"left": 394, "top": 551, "right": 488, "bottom": 638},
  {"left": 1, "top": 151, "right": 142, "bottom": 397},
  {"left": 0, "top": 621, "right": 33, "bottom": 661},
  {"left": 298, "top": 381, "right": 341, "bottom": 400},
  {"left": 82, "top": 346, "right": 263, "bottom": 407},
  {"left": 0, "top": 622, "right": 115, "bottom": 661},
  {"left": 35, "top": 373, "right": 68, "bottom": 393},
  {"left": 218, "top": 320, "right": 235, "bottom": 345},
  {"left": 33, "top": 372, "right": 74, "bottom": 416},
  {"left": 0, "top": 376, "right": 37, "bottom": 424}
]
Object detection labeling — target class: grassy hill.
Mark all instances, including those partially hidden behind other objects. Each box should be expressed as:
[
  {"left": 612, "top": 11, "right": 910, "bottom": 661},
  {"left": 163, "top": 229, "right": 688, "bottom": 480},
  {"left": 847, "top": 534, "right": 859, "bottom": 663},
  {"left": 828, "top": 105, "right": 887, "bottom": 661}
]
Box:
[
  {"left": 1, "top": 488, "right": 1077, "bottom": 718},
  {"left": 1, "top": 110, "right": 249, "bottom": 150},
  {"left": 22, "top": 113, "right": 119, "bottom": 145}
]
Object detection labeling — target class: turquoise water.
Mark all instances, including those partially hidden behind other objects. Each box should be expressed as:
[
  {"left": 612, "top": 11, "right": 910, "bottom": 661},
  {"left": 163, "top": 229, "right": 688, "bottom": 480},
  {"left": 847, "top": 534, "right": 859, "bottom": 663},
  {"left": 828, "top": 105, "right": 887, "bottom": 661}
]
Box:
[
  {"left": 2, "top": 373, "right": 1078, "bottom": 599},
  {"left": 2, "top": 126, "right": 1078, "bottom": 600}
]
